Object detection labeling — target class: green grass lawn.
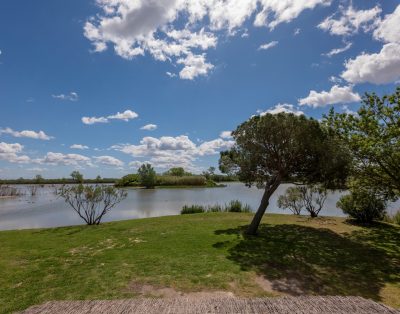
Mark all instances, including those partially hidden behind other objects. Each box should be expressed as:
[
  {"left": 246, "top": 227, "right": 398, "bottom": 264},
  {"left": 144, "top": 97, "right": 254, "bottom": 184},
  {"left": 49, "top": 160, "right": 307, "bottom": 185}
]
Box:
[{"left": 1, "top": 213, "right": 399, "bottom": 313}]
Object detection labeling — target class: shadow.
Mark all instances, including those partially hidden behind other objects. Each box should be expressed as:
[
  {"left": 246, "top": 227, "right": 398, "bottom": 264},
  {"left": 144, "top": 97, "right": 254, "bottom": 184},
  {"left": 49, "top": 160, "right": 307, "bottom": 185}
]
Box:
[{"left": 213, "top": 223, "right": 400, "bottom": 300}]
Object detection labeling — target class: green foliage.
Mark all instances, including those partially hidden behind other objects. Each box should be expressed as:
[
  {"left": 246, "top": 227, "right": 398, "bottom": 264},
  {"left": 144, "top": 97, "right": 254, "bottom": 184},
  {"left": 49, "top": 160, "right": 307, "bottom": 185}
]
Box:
[
  {"left": 337, "top": 184, "right": 387, "bottom": 223},
  {"left": 70, "top": 171, "right": 84, "bottom": 183},
  {"left": 181, "top": 205, "right": 205, "bottom": 214},
  {"left": 325, "top": 87, "right": 400, "bottom": 199},
  {"left": 137, "top": 164, "right": 157, "bottom": 189},
  {"left": 164, "top": 167, "right": 187, "bottom": 177},
  {"left": 277, "top": 187, "right": 303, "bottom": 215},
  {"left": 220, "top": 112, "right": 350, "bottom": 234},
  {"left": 58, "top": 184, "right": 127, "bottom": 225},
  {"left": 34, "top": 174, "right": 44, "bottom": 184},
  {"left": 277, "top": 185, "right": 327, "bottom": 217},
  {"left": 115, "top": 174, "right": 140, "bottom": 187}
]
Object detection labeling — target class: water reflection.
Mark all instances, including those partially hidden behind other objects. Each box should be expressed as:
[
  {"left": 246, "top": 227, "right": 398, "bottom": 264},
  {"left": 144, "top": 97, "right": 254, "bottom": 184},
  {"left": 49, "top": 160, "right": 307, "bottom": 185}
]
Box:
[{"left": 0, "top": 183, "right": 398, "bottom": 231}]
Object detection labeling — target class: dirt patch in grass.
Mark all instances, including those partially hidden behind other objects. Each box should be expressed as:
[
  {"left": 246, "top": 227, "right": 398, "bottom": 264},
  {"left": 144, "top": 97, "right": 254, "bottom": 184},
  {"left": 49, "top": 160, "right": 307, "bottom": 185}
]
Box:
[{"left": 127, "top": 281, "right": 235, "bottom": 299}]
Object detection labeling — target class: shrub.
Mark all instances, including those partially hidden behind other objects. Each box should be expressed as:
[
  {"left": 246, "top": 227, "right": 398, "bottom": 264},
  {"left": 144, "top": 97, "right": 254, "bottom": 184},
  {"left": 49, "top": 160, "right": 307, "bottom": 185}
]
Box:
[
  {"left": 337, "top": 188, "right": 387, "bottom": 223},
  {"left": 277, "top": 187, "right": 303, "bottom": 215},
  {"left": 115, "top": 174, "right": 140, "bottom": 187},
  {"left": 58, "top": 184, "right": 127, "bottom": 225},
  {"left": 181, "top": 205, "right": 205, "bottom": 214},
  {"left": 394, "top": 211, "right": 400, "bottom": 225},
  {"left": 225, "top": 200, "right": 250, "bottom": 212}
]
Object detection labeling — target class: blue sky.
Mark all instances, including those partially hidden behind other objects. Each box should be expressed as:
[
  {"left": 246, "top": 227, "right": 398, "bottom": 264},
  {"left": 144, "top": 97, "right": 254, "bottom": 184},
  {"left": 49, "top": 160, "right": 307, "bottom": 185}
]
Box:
[{"left": 1, "top": 0, "right": 399, "bottom": 178}]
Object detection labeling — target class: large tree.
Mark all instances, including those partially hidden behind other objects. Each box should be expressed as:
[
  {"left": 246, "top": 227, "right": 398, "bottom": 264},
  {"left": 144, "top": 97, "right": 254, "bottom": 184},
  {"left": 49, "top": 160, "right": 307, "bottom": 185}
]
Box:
[
  {"left": 325, "top": 87, "right": 400, "bottom": 199},
  {"left": 219, "top": 113, "right": 350, "bottom": 235}
]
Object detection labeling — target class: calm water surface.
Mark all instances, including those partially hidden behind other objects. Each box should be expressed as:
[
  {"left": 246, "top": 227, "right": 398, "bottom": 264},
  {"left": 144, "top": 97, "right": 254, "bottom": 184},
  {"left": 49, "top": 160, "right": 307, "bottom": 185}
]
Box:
[{"left": 0, "top": 183, "right": 399, "bottom": 231}]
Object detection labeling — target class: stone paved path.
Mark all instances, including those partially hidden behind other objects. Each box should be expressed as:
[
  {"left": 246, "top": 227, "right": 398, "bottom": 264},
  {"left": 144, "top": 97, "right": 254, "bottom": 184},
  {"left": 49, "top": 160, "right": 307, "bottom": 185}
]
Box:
[{"left": 20, "top": 296, "right": 400, "bottom": 314}]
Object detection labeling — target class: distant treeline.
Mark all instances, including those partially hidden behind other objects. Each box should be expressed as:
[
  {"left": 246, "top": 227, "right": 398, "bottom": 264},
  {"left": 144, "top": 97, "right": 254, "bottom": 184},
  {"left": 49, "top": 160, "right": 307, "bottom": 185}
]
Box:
[{"left": 0, "top": 178, "right": 117, "bottom": 185}]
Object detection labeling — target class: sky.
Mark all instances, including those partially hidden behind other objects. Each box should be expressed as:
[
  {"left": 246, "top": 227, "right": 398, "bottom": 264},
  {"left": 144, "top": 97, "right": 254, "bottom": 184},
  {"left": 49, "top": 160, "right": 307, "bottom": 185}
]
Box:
[{"left": 0, "top": 0, "right": 399, "bottom": 179}]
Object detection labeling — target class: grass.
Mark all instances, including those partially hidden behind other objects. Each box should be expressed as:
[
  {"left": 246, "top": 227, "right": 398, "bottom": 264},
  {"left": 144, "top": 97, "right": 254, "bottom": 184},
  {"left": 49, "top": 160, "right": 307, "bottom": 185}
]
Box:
[{"left": 0, "top": 213, "right": 399, "bottom": 313}]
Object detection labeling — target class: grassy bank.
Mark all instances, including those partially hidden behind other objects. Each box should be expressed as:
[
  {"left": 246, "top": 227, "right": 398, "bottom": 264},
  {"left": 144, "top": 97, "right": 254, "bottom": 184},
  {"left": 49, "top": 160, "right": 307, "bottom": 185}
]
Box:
[{"left": 1, "top": 213, "right": 399, "bottom": 313}]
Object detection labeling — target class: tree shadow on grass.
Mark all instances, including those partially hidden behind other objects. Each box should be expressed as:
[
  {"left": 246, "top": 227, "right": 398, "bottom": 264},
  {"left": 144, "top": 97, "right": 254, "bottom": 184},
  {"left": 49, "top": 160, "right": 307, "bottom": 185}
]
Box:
[{"left": 214, "top": 223, "right": 400, "bottom": 301}]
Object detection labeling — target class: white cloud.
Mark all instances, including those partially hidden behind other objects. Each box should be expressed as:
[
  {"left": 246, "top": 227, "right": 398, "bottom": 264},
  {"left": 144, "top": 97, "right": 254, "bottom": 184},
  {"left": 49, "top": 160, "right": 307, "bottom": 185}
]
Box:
[
  {"left": 82, "top": 116, "right": 109, "bottom": 125},
  {"left": 294, "top": 28, "right": 301, "bottom": 36},
  {"left": 112, "top": 134, "right": 234, "bottom": 171},
  {"left": 318, "top": 4, "right": 381, "bottom": 37},
  {"left": 177, "top": 53, "right": 214, "bottom": 80},
  {"left": 93, "top": 155, "right": 124, "bottom": 167},
  {"left": 70, "top": 144, "right": 89, "bottom": 150},
  {"left": 259, "top": 103, "right": 304, "bottom": 116},
  {"left": 299, "top": 85, "right": 361, "bottom": 108},
  {"left": 84, "top": 0, "right": 330, "bottom": 79},
  {"left": 329, "top": 76, "right": 343, "bottom": 84},
  {"left": 220, "top": 131, "right": 232, "bottom": 139},
  {"left": 0, "top": 142, "right": 31, "bottom": 164},
  {"left": 166, "top": 71, "right": 177, "bottom": 77},
  {"left": 108, "top": 110, "right": 138, "bottom": 121},
  {"left": 373, "top": 5, "right": 400, "bottom": 44},
  {"left": 82, "top": 109, "right": 139, "bottom": 125},
  {"left": 0, "top": 127, "right": 53, "bottom": 140},
  {"left": 341, "top": 43, "right": 400, "bottom": 85},
  {"left": 141, "top": 124, "right": 158, "bottom": 131},
  {"left": 258, "top": 40, "right": 278, "bottom": 50},
  {"left": 52, "top": 92, "right": 79, "bottom": 101},
  {"left": 38, "top": 152, "right": 92, "bottom": 166},
  {"left": 323, "top": 42, "right": 352, "bottom": 57}
]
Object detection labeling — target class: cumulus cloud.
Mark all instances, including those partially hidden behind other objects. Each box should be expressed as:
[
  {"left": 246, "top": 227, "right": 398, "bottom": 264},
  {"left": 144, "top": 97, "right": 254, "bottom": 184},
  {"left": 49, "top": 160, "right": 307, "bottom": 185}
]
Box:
[
  {"left": 219, "top": 131, "right": 232, "bottom": 139},
  {"left": 258, "top": 40, "right": 278, "bottom": 50},
  {"left": 70, "top": 144, "right": 89, "bottom": 150},
  {"left": 299, "top": 85, "right": 360, "bottom": 108},
  {"left": 38, "top": 152, "right": 92, "bottom": 166},
  {"left": 52, "top": 92, "right": 79, "bottom": 101},
  {"left": 373, "top": 5, "right": 400, "bottom": 44},
  {"left": 140, "top": 124, "right": 157, "bottom": 131},
  {"left": 0, "top": 127, "right": 53, "bottom": 140},
  {"left": 259, "top": 103, "right": 304, "bottom": 116},
  {"left": 318, "top": 4, "right": 381, "bottom": 37},
  {"left": 0, "top": 142, "right": 31, "bottom": 164},
  {"left": 93, "top": 155, "right": 124, "bottom": 167},
  {"left": 341, "top": 43, "right": 400, "bottom": 84},
  {"left": 112, "top": 134, "right": 234, "bottom": 170},
  {"left": 84, "top": 0, "right": 330, "bottom": 79},
  {"left": 82, "top": 109, "right": 139, "bottom": 125},
  {"left": 323, "top": 42, "right": 352, "bottom": 57}
]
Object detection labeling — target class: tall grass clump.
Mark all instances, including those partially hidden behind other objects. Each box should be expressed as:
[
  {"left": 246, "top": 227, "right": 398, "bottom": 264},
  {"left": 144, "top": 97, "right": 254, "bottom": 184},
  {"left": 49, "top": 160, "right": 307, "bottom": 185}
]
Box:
[
  {"left": 181, "top": 205, "right": 205, "bottom": 214},
  {"left": 157, "top": 176, "right": 207, "bottom": 186},
  {"left": 181, "top": 200, "right": 251, "bottom": 214}
]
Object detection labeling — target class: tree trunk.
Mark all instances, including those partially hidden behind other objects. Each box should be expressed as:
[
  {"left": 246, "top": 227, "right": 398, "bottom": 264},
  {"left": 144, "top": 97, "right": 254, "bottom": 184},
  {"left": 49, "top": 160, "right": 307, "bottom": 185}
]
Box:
[{"left": 246, "top": 177, "right": 281, "bottom": 235}]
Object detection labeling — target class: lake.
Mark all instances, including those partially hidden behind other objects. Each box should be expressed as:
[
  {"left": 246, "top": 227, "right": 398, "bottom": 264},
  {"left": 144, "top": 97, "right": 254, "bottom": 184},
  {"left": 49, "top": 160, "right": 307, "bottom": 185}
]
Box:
[{"left": 0, "top": 183, "right": 399, "bottom": 231}]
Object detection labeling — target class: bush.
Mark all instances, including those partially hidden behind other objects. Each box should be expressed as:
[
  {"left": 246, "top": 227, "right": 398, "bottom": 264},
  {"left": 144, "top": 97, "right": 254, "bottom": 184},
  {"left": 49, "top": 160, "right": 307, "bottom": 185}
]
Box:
[
  {"left": 181, "top": 205, "right": 205, "bottom": 214},
  {"left": 115, "top": 174, "right": 140, "bottom": 187},
  {"left": 225, "top": 200, "right": 251, "bottom": 212},
  {"left": 337, "top": 188, "right": 387, "bottom": 223},
  {"left": 58, "top": 184, "right": 127, "bottom": 225},
  {"left": 277, "top": 187, "right": 303, "bottom": 215}
]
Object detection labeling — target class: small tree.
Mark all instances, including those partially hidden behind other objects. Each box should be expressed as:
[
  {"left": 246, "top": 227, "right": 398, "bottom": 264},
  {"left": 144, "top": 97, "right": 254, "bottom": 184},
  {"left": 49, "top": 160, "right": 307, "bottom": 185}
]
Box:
[
  {"left": 138, "top": 164, "right": 156, "bottom": 189},
  {"left": 34, "top": 174, "right": 44, "bottom": 184},
  {"left": 220, "top": 113, "right": 350, "bottom": 235},
  {"left": 58, "top": 184, "right": 127, "bottom": 225},
  {"left": 299, "top": 185, "right": 327, "bottom": 218},
  {"left": 277, "top": 187, "right": 303, "bottom": 215},
  {"left": 337, "top": 182, "right": 387, "bottom": 223},
  {"left": 70, "top": 171, "right": 84, "bottom": 183}
]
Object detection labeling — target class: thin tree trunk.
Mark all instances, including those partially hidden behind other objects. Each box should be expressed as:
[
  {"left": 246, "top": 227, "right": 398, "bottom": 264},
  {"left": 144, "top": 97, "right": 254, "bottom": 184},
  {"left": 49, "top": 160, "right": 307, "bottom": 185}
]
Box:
[{"left": 246, "top": 177, "right": 281, "bottom": 235}]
